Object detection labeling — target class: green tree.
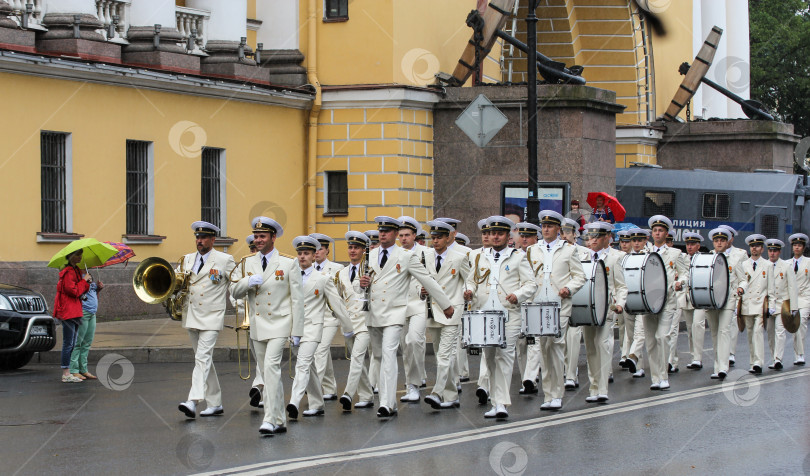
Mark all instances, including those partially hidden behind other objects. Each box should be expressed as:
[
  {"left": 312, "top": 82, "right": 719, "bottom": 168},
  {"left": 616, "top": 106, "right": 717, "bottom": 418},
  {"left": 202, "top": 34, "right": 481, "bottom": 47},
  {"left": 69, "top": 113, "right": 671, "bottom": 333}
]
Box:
[{"left": 750, "top": 0, "right": 810, "bottom": 138}]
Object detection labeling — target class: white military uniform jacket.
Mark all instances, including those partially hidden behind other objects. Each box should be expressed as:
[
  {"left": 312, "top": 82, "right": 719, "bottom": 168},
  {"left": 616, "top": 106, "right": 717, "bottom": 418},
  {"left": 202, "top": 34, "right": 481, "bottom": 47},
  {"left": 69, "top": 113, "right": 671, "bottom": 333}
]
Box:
[
  {"left": 230, "top": 250, "right": 305, "bottom": 341},
  {"left": 594, "top": 247, "right": 628, "bottom": 311},
  {"left": 713, "top": 249, "right": 747, "bottom": 311},
  {"left": 316, "top": 259, "right": 345, "bottom": 328},
  {"left": 649, "top": 244, "right": 689, "bottom": 309},
  {"left": 405, "top": 243, "right": 430, "bottom": 318},
  {"left": 526, "top": 240, "right": 586, "bottom": 317},
  {"left": 770, "top": 259, "right": 798, "bottom": 312},
  {"left": 739, "top": 257, "right": 775, "bottom": 315},
  {"left": 677, "top": 252, "right": 700, "bottom": 311},
  {"left": 336, "top": 262, "right": 368, "bottom": 334},
  {"left": 791, "top": 256, "right": 810, "bottom": 309},
  {"left": 299, "top": 268, "right": 352, "bottom": 343},
  {"left": 366, "top": 245, "right": 452, "bottom": 327},
  {"left": 465, "top": 247, "right": 537, "bottom": 329},
  {"left": 179, "top": 249, "right": 236, "bottom": 331},
  {"left": 423, "top": 248, "right": 472, "bottom": 327}
]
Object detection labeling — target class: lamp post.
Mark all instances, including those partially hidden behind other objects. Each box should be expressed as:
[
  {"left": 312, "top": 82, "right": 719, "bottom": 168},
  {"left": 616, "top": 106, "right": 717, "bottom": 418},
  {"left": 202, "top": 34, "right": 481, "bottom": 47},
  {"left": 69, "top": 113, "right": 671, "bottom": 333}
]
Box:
[{"left": 526, "top": 0, "right": 540, "bottom": 225}]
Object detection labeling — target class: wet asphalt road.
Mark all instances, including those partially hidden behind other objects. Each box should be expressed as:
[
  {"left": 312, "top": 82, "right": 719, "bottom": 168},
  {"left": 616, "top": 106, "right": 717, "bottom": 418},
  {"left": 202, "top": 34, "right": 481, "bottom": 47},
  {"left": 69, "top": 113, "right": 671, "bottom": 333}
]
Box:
[{"left": 2, "top": 330, "right": 810, "bottom": 476}]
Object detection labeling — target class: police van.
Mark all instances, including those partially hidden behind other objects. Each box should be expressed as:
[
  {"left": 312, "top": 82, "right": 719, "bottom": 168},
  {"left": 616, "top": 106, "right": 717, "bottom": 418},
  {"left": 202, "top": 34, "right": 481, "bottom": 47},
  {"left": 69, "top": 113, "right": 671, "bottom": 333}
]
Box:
[{"left": 616, "top": 165, "right": 810, "bottom": 257}]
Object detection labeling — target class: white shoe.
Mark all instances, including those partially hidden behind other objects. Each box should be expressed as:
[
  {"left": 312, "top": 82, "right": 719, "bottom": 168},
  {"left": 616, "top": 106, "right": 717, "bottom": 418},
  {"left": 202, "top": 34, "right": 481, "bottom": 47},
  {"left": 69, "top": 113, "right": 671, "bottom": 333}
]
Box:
[
  {"left": 323, "top": 393, "right": 338, "bottom": 401},
  {"left": 795, "top": 355, "right": 805, "bottom": 365},
  {"left": 484, "top": 406, "right": 498, "bottom": 418},
  {"left": 259, "top": 422, "right": 274, "bottom": 435},
  {"left": 495, "top": 404, "right": 508, "bottom": 419},
  {"left": 549, "top": 398, "right": 562, "bottom": 410},
  {"left": 585, "top": 395, "right": 599, "bottom": 403},
  {"left": 354, "top": 401, "right": 374, "bottom": 408},
  {"left": 632, "top": 369, "right": 645, "bottom": 378},
  {"left": 439, "top": 399, "right": 460, "bottom": 409},
  {"left": 729, "top": 354, "right": 736, "bottom": 366},
  {"left": 424, "top": 394, "right": 442, "bottom": 409},
  {"left": 686, "top": 360, "right": 703, "bottom": 370},
  {"left": 564, "top": 379, "right": 577, "bottom": 389},
  {"left": 650, "top": 382, "right": 661, "bottom": 390},
  {"left": 302, "top": 408, "right": 324, "bottom": 417},
  {"left": 200, "top": 405, "right": 223, "bottom": 416},
  {"left": 178, "top": 400, "right": 196, "bottom": 419},
  {"left": 596, "top": 394, "right": 609, "bottom": 402},
  {"left": 400, "top": 384, "right": 420, "bottom": 402},
  {"left": 540, "top": 401, "right": 552, "bottom": 410},
  {"left": 659, "top": 380, "right": 670, "bottom": 390}
]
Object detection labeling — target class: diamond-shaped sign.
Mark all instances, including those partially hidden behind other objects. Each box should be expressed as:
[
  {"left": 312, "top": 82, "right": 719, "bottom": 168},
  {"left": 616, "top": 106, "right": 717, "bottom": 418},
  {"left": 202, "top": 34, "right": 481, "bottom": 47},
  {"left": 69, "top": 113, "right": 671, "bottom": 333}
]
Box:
[{"left": 455, "top": 94, "right": 509, "bottom": 148}]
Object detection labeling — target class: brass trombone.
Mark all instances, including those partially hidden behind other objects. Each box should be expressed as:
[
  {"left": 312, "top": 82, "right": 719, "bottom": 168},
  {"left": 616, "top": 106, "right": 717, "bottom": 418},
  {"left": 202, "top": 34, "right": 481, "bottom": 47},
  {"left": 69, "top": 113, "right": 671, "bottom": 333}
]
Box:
[{"left": 228, "top": 256, "right": 254, "bottom": 380}]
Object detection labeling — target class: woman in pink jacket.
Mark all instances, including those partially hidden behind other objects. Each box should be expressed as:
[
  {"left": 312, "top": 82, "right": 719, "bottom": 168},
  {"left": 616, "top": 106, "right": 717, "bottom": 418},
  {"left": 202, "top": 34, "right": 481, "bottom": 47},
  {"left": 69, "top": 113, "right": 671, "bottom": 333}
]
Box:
[{"left": 53, "top": 249, "right": 91, "bottom": 382}]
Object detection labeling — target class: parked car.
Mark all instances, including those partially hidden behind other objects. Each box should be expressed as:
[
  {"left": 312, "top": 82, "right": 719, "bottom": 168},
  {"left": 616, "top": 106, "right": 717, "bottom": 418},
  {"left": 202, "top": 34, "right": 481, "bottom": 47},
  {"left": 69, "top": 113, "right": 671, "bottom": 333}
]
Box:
[{"left": 0, "top": 283, "right": 56, "bottom": 370}]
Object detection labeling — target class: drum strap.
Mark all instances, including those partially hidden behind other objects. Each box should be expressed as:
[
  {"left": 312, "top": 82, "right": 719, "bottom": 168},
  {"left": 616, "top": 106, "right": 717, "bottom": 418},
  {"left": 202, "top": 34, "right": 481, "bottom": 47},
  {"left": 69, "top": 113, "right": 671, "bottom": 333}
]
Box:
[
  {"left": 483, "top": 251, "right": 509, "bottom": 317},
  {"left": 538, "top": 241, "right": 564, "bottom": 302}
]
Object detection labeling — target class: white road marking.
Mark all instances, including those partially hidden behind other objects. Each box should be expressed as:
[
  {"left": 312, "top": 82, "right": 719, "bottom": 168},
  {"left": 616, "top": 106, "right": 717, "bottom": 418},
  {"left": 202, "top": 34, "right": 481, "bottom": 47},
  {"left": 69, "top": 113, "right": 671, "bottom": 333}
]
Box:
[{"left": 195, "top": 368, "right": 810, "bottom": 475}]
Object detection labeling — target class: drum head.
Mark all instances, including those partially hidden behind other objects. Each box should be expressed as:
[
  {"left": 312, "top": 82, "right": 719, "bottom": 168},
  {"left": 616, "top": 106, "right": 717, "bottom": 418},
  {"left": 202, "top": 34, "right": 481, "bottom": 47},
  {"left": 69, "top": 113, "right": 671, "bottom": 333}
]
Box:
[
  {"left": 711, "top": 253, "right": 729, "bottom": 308},
  {"left": 642, "top": 253, "right": 667, "bottom": 314},
  {"left": 593, "top": 260, "right": 608, "bottom": 325}
]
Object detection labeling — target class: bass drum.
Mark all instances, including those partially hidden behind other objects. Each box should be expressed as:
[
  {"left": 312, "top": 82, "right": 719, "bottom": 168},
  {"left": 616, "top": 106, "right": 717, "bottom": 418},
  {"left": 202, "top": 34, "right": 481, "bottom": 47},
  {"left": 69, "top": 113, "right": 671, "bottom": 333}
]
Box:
[
  {"left": 689, "top": 252, "right": 729, "bottom": 309},
  {"left": 623, "top": 252, "right": 667, "bottom": 315},
  {"left": 570, "top": 260, "right": 608, "bottom": 326}
]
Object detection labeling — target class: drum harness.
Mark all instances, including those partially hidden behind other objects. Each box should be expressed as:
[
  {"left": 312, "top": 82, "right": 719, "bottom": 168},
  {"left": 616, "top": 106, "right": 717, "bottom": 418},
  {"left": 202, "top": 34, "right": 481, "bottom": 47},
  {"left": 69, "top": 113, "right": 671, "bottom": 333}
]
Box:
[{"left": 482, "top": 249, "right": 510, "bottom": 318}]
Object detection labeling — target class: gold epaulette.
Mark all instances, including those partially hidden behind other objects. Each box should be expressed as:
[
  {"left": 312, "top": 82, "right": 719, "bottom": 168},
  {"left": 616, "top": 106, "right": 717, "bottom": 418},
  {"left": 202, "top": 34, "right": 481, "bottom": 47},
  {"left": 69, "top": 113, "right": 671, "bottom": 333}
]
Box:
[
  {"left": 279, "top": 252, "right": 296, "bottom": 260},
  {"left": 239, "top": 252, "right": 258, "bottom": 261}
]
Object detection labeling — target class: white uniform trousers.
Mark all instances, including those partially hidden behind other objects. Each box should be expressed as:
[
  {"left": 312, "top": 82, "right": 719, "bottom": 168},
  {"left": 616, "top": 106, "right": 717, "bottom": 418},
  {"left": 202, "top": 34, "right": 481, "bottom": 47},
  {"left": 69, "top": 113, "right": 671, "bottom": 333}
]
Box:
[
  {"left": 368, "top": 338, "right": 379, "bottom": 389},
  {"left": 582, "top": 316, "right": 613, "bottom": 396},
  {"left": 564, "top": 325, "right": 582, "bottom": 381},
  {"left": 615, "top": 311, "right": 625, "bottom": 358},
  {"left": 515, "top": 337, "right": 527, "bottom": 379},
  {"left": 520, "top": 339, "right": 543, "bottom": 384},
  {"left": 313, "top": 325, "right": 339, "bottom": 396},
  {"left": 623, "top": 312, "right": 646, "bottom": 366},
  {"left": 667, "top": 308, "right": 683, "bottom": 368},
  {"left": 456, "top": 331, "right": 470, "bottom": 380},
  {"left": 683, "top": 309, "right": 705, "bottom": 363},
  {"left": 795, "top": 308, "right": 810, "bottom": 357},
  {"left": 742, "top": 314, "right": 765, "bottom": 367},
  {"left": 187, "top": 329, "right": 222, "bottom": 407},
  {"left": 427, "top": 325, "right": 460, "bottom": 402},
  {"left": 766, "top": 315, "right": 786, "bottom": 362},
  {"left": 481, "top": 324, "right": 520, "bottom": 407},
  {"left": 701, "top": 309, "right": 732, "bottom": 374},
  {"left": 289, "top": 341, "right": 324, "bottom": 410},
  {"left": 401, "top": 313, "right": 427, "bottom": 387},
  {"left": 252, "top": 337, "right": 287, "bottom": 426},
  {"left": 643, "top": 303, "right": 675, "bottom": 385},
  {"left": 539, "top": 315, "right": 570, "bottom": 402},
  {"left": 369, "top": 325, "right": 403, "bottom": 410},
  {"left": 728, "top": 313, "right": 740, "bottom": 357},
  {"left": 250, "top": 338, "right": 264, "bottom": 388},
  {"left": 342, "top": 331, "right": 374, "bottom": 402}
]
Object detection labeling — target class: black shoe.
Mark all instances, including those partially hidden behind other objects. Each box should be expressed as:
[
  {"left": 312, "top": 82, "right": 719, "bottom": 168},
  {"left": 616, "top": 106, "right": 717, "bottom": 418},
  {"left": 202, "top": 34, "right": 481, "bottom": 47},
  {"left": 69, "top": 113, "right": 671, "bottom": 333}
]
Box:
[
  {"left": 626, "top": 358, "right": 637, "bottom": 374},
  {"left": 718, "top": 371, "right": 727, "bottom": 380},
  {"left": 608, "top": 374, "right": 614, "bottom": 384},
  {"left": 774, "top": 360, "right": 783, "bottom": 370},
  {"left": 522, "top": 379, "right": 537, "bottom": 394},
  {"left": 340, "top": 395, "right": 352, "bottom": 412},
  {"left": 272, "top": 425, "right": 287, "bottom": 434},
  {"left": 249, "top": 387, "right": 262, "bottom": 408},
  {"left": 323, "top": 394, "right": 338, "bottom": 401},
  {"left": 286, "top": 403, "right": 299, "bottom": 420},
  {"left": 476, "top": 388, "right": 489, "bottom": 405},
  {"left": 459, "top": 376, "right": 470, "bottom": 383},
  {"left": 619, "top": 359, "right": 627, "bottom": 368},
  {"left": 752, "top": 365, "right": 762, "bottom": 374},
  {"left": 668, "top": 363, "right": 679, "bottom": 374},
  {"left": 376, "top": 406, "right": 397, "bottom": 417}
]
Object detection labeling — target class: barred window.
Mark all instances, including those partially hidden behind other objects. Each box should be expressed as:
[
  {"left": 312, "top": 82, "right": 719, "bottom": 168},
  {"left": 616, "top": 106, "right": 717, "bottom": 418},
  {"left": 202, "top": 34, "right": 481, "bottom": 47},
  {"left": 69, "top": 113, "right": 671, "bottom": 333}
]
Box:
[
  {"left": 761, "top": 214, "right": 779, "bottom": 238},
  {"left": 643, "top": 191, "right": 675, "bottom": 218},
  {"left": 41, "top": 132, "right": 69, "bottom": 233},
  {"left": 126, "top": 140, "right": 151, "bottom": 235},
  {"left": 702, "top": 193, "right": 730, "bottom": 219},
  {"left": 324, "top": 171, "right": 348, "bottom": 215},
  {"left": 201, "top": 147, "right": 224, "bottom": 229},
  {"left": 324, "top": 0, "right": 348, "bottom": 21}
]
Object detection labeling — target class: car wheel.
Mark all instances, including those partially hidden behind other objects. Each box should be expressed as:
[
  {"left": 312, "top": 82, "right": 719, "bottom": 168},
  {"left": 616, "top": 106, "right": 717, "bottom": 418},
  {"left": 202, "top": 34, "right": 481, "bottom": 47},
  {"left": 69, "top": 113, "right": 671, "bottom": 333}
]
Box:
[{"left": 0, "top": 351, "right": 34, "bottom": 370}]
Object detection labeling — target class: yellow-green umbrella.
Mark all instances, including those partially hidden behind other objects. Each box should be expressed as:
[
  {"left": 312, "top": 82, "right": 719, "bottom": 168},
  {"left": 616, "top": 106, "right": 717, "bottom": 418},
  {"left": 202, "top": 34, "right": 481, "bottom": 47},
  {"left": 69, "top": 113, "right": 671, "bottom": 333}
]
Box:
[{"left": 47, "top": 238, "right": 119, "bottom": 269}]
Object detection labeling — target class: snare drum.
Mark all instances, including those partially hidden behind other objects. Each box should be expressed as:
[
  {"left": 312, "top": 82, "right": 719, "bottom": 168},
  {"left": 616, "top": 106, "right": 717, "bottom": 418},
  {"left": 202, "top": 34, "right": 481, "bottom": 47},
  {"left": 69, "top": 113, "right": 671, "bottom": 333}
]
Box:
[
  {"left": 461, "top": 310, "right": 507, "bottom": 349},
  {"left": 522, "top": 301, "right": 561, "bottom": 338},
  {"left": 570, "top": 260, "right": 609, "bottom": 326},
  {"left": 623, "top": 252, "right": 667, "bottom": 314},
  {"left": 689, "top": 252, "right": 729, "bottom": 309}
]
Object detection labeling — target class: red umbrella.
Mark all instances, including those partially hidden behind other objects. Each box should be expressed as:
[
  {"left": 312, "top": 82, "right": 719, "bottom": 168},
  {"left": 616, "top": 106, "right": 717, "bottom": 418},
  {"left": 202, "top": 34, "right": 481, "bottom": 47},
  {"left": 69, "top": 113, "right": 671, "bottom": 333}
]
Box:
[
  {"left": 586, "top": 192, "right": 626, "bottom": 222},
  {"left": 93, "top": 242, "right": 136, "bottom": 268}
]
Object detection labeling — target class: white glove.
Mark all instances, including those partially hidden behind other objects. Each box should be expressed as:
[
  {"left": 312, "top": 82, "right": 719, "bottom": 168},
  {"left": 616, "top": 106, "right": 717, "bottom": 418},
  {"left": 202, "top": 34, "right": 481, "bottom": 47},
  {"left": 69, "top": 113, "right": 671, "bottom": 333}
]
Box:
[
  {"left": 769, "top": 308, "right": 776, "bottom": 316},
  {"left": 292, "top": 336, "right": 301, "bottom": 347},
  {"left": 248, "top": 274, "right": 263, "bottom": 287},
  {"left": 343, "top": 331, "right": 355, "bottom": 338}
]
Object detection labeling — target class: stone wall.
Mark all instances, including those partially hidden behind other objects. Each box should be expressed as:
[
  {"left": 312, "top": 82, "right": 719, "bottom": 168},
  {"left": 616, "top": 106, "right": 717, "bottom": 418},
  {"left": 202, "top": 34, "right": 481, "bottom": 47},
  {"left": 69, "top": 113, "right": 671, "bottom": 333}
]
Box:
[
  {"left": 656, "top": 120, "right": 799, "bottom": 173},
  {"left": 433, "top": 84, "right": 624, "bottom": 245}
]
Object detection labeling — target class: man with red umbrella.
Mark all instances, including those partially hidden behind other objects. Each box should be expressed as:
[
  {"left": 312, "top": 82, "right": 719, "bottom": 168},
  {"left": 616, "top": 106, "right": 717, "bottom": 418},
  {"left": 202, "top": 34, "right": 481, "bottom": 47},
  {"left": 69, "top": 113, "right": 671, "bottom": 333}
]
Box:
[{"left": 586, "top": 192, "right": 626, "bottom": 225}]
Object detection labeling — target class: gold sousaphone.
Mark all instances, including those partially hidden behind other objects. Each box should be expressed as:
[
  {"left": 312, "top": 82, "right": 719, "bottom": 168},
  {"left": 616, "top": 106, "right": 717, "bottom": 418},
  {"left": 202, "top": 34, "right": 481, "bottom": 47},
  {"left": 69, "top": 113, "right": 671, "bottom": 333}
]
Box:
[{"left": 132, "top": 257, "right": 190, "bottom": 321}]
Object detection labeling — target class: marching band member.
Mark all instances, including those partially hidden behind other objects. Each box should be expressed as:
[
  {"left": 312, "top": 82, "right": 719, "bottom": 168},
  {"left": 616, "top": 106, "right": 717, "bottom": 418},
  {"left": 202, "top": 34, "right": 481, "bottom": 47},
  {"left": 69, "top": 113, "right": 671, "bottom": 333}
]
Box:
[
  {"left": 643, "top": 215, "right": 688, "bottom": 390},
  {"left": 464, "top": 216, "right": 536, "bottom": 418},
  {"left": 421, "top": 221, "right": 471, "bottom": 409},
  {"left": 337, "top": 232, "right": 375, "bottom": 411},
  {"left": 681, "top": 232, "right": 706, "bottom": 370},
  {"left": 621, "top": 228, "right": 649, "bottom": 378},
  {"left": 514, "top": 221, "right": 542, "bottom": 394},
  {"left": 466, "top": 219, "right": 491, "bottom": 395},
  {"left": 789, "top": 233, "right": 810, "bottom": 365},
  {"left": 525, "top": 211, "right": 586, "bottom": 410},
  {"left": 231, "top": 234, "right": 264, "bottom": 408},
  {"left": 562, "top": 218, "right": 591, "bottom": 390},
  {"left": 667, "top": 230, "right": 693, "bottom": 374},
  {"left": 617, "top": 230, "right": 632, "bottom": 254},
  {"left": 363, "top": 229, "right": 380, "bottom": 391},
  {"left": 309, "top": 233, "right": 346, "bottom": 402},
  {"left": 582, "top": 222, "right": 627, "bottom": 402},
  {"left": 456, "top": 233, "right": 471, "bottom": 247},
  {"left": 230, "top": 217, "right": 304, "bottom": 436},
  {"left": 416, "top": 230, "right": 427, "bottom": 247},
  {"left": 739, "top": 234, "right": 774, "bottom": 374},
  {"left": 365, "top": 230, "right": 380, "bottom": 249},
  {"left": 765, "top": 239, "right": 797, "bottom": 369},
  {"left": 699, "top": 228, "right": 746, "bottom": 380},
  {"left": 719, "top": 225, "right": 748, "bottom": 366},
  {"left": 359, "top": 216, "right": 454, "bottom": 418},
  {"left": 437, "top": 217, "right": 473, "bottom": 255},
  {"left": 286, "top": 236, "right": 352, "bottom": 420},
  {"left": 398, "top": 216, "right": 430, "bottom": 403},
  {"left": 615, "top": 229, "right": 632, "bottom": 363},
  {"left": 177, "top": 221, "right": 236, "bottom": 419}
]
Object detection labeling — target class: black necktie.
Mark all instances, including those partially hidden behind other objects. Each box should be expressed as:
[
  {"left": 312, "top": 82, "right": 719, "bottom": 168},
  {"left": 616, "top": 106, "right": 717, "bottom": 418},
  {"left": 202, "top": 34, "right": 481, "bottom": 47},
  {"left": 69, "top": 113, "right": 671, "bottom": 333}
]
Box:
[
  {"left": 436, "top": 255, "right": 442, "bottom": 273},
  {"left": 262, "top": 256, "right": 267, "bottom": 271},
  {"left": 197, "top": 257, "right": 204, "bottom": 273},
  {"left": 594, "top": 252, "right": 599, "bottom": 261},
  {"left": 494, "top": 252, "right": 500, "bottom": 262},
  {"left": 753, "top": 261, "right": 757, "bottom": 271},
  {"left": 795, "top": 260, "right": 799, "bottom": 273},
  {"left": 301, "top": 270, "right": 306, "bottom": 276},
  {"left": 316, "top": 264, "right": 321, "bottom": 271},
  {"left": 350, "top": 265, "right": 356, "bottom": 282},
  {"left": 380, "top": 249, "right": 388, "bottom": 268}
]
